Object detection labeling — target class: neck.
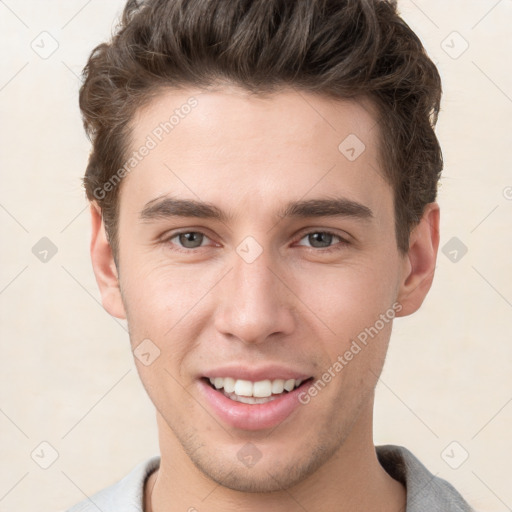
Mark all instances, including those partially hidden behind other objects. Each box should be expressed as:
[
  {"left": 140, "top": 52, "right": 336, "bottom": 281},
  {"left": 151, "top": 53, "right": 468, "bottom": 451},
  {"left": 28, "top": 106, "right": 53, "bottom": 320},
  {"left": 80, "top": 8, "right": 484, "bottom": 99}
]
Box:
[{"left": 145, "top": 404, "right": 406, "bottom": 512}]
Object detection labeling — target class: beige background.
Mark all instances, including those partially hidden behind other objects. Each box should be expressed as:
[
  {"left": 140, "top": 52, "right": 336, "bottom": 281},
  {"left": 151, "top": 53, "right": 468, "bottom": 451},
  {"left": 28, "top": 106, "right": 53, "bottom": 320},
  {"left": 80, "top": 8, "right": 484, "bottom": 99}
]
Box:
[{"left": 0, "top": 1, "right": 511, "bottom": 511}]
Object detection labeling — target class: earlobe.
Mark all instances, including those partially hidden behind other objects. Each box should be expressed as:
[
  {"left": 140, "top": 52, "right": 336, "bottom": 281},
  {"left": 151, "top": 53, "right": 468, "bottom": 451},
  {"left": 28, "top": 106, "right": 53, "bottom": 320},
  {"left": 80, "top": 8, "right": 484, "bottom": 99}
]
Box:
[
  {"left": 89, "top": 203, "right": 127, "bottom": 319},
  {"left": 395, "top": 203, "right": 440, "bottom": 317}
]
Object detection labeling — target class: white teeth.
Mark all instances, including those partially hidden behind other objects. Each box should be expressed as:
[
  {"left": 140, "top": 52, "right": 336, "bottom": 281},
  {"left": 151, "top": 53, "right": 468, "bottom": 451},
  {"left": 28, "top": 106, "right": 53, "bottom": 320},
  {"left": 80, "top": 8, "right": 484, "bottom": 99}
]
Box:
[
  {"left": 207, "top": 376, "right": 306, "bottom": 399},
  {"left": 234, "top": 379, "right": 253, "bottom": 397},
  {"left": 223, "top": 377, "right": 236, "bottom": 393},
  {"left": 271, "top": 379, "right": 285, "bottom": 394},
  {"left": 253, "top": 379, "right": 272, "bottom": 398},
  {"left": 223, "top": 390, "right": 280, "bottom": 404},
  {"left": 284, "top": 379, "right": 296, "bottom": 392}
]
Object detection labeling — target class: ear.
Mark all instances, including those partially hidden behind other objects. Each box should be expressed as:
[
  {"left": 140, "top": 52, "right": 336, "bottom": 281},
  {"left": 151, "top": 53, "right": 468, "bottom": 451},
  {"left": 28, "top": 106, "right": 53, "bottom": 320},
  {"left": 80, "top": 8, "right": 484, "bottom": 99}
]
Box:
[
  {"left": 395, "top": 202, "right": 440, "bottom": 317},
  {"left": 89, "top": 203, "right": 127, "bottom": 319}
]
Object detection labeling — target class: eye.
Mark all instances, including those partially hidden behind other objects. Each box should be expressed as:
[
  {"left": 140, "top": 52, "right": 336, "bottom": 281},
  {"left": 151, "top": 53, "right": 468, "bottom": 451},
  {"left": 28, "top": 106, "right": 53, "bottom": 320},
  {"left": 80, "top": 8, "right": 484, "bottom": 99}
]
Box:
[
  {"left": 167, "top": 231, "right": 212, "bottom": 250},
  {"left": 295, "top": 230, "right": 348, "bottom": 250},
  {"left": 162, "top": 229, "right": 348, "bottom": 253}
]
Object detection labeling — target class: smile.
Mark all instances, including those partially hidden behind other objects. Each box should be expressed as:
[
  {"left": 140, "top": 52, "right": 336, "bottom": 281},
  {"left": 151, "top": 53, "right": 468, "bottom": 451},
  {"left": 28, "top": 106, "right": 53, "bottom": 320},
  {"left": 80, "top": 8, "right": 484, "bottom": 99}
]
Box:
[
  {"left": 208, "top": 376, "right": 306, "bottom": 403},
  {"left": 199, "top": 376, "right": 314, "bottom": 430}
]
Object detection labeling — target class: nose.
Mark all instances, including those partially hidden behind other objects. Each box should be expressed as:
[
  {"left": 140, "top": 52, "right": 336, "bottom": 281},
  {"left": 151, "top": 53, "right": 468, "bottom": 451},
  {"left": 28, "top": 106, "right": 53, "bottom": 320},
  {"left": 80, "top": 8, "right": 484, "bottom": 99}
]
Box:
[{"left": 213, "top": 246, "right": 296, "bottom": 346}]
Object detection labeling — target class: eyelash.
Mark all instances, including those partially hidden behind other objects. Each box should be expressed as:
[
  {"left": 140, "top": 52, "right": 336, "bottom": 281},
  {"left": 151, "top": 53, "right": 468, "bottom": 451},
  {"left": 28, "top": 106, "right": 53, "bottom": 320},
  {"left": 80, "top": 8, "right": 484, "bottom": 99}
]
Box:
[{"left": 162, "top": 229, "right": 349, "bottom": 254}]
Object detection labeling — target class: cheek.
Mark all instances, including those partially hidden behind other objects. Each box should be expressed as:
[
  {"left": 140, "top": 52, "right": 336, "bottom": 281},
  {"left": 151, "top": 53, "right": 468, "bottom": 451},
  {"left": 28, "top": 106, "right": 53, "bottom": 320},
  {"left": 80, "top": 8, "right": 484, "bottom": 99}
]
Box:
[
  {"left": 291, "top": 258, "right": 399, "bottom": 339},
  {"left": 119, "top": 258, "right": 222, "bottom": 357},
  {"left": 120, "top": 266, "right": 206, "bottom": 395}
]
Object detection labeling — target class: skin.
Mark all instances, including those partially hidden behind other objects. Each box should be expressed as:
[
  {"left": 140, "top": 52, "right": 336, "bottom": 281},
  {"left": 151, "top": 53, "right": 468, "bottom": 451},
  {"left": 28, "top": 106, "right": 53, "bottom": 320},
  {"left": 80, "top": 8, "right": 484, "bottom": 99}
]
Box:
[{"left": 90, "top": 85, "right": 439, "bottom": 512}]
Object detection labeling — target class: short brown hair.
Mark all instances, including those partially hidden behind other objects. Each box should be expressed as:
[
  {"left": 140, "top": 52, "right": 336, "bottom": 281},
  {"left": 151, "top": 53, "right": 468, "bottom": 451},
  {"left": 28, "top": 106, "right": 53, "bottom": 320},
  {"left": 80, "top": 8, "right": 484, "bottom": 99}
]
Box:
[{"left": 79, "top": 0, "right": 442, "bottom": 258}]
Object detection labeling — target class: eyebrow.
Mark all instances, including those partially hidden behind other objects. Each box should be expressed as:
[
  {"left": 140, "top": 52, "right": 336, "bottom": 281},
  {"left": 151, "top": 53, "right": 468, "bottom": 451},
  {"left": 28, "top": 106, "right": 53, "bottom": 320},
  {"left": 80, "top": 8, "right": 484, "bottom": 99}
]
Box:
[{"left": 140, "top": 196, "right": 373, "bottom": 223}]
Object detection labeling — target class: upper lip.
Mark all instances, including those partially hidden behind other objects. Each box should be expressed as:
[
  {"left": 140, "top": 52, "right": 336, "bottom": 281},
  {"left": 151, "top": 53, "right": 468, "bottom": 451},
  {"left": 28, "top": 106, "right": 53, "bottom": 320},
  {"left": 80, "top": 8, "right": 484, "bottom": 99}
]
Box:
[{"left": 201, "top": 364, "right": 312, "bottom": 382}]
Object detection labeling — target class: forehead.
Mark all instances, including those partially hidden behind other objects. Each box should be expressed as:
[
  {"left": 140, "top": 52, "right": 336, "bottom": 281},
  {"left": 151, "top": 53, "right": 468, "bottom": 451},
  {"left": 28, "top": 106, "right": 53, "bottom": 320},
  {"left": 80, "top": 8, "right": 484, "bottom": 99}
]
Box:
[{"left": 121, "top": 85, "right": 390, "bottom": 222}]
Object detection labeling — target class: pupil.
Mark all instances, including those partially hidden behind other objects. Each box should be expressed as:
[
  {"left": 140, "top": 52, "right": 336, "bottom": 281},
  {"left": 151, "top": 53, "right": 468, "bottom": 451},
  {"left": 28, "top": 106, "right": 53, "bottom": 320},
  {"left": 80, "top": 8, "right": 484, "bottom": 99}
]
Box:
[
  {"left": 180, "top": 232, "right": 203, "bottom": 248},
  {"left": 310, "top": 232, "right": 332, "bottom": 248}
]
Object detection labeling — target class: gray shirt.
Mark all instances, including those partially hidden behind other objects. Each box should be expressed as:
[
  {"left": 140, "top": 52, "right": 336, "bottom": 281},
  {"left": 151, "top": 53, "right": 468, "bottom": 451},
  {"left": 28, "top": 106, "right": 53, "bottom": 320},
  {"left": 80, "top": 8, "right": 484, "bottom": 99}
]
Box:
[{"left": 66, "top": 444, "right": 474, "bottom": 511}]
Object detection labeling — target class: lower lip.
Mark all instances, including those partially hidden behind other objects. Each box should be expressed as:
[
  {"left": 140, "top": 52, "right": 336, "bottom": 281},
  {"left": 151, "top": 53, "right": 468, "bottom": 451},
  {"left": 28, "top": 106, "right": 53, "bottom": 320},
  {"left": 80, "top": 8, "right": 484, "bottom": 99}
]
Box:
[{"left": 197, "top": 379, "right": 309, "bottom": 431}]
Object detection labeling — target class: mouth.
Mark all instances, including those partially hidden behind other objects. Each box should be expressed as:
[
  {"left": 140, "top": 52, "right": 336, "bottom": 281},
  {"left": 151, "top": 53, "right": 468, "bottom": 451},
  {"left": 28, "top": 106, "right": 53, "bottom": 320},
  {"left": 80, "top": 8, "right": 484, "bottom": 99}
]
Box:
[
  {"left": 197, "top": 365, "right": 316, "bottom": 430},
  {"left": 202, "top": 376, "right": 313, "bottom": 405}
]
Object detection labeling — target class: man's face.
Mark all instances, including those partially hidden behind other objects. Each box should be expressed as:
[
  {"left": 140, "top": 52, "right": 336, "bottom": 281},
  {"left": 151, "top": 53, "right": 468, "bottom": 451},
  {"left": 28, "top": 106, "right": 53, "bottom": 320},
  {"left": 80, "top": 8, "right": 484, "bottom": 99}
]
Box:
[{"left": 107, "top": 86, "right": 411, "bottom": 491}]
